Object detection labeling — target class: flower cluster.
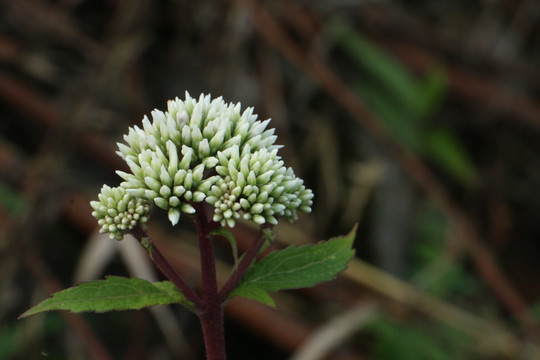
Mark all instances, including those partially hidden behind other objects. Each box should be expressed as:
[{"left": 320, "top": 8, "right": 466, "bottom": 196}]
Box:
[
  {"left": 206, "top": 145, "right": 312, "bottom": 227},
  {"left": 92, "top": 92, "right": 313, "bottom": 237},
  {"left": 90, "top": 185, "right": 151, "bottom": 240}
]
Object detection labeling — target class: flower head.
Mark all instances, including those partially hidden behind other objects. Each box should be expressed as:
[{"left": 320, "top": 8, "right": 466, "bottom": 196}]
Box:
[
  {"left": 90, "top": 185, "right": 151, "bottom": 240},
  {"left": 92, "top": 92, "right": 312, "bottom": 229},
  {"left": 206, "top": 145, "right": 313, "bottom": 227}
]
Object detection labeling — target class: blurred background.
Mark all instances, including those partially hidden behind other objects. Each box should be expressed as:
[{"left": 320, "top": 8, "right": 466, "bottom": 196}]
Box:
[{"left": 2, "top": 0, "right": 540, "bottom": 359}]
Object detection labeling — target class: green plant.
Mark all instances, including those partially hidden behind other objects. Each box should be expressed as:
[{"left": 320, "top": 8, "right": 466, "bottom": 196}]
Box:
[
  {"left": 20, "top": 93, "right": 355, "bottom": 360},
  {"left": 367, "top": 316, "right": 475, "bottom": 360},
  {"left": 328, "top": 22, "right": 478, "bottom": 186}
]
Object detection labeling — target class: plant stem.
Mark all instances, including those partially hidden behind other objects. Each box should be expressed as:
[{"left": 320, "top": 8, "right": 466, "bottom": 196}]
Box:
[
  {"left": 193, "top": 203, "right": 227, "bottom": 360},
  {"left": 133, "top": 208, "right": 268, "bottom": 360},
  {"left": 218, "top": 226, "right": 270, "bottom": 303},
  {"left": 131, "top": 225, "right": 203, "bottom": 309}
]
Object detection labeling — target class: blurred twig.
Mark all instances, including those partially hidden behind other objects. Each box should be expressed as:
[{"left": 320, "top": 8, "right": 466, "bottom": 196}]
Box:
[
  {"left": 344, "top": 258, "right": 536, "bottom": 358},
  {"left": 0, "top": 71, "right": 127, "bottom": 172},
  {"left": 5, "top": 0, "right": 104, "bottom": 61},
  {"left": 290, "top": 302, "right": 377, "bottom": 360}
]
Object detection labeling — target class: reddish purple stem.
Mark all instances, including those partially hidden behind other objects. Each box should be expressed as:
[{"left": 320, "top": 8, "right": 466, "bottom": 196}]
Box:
[
  {"left": 131, "top": 225, "right": 202, "bottom": 309},
  {"left": 218, "top": 226, "right": 270, "bottom": 303},
  {"left": 132, "top": 206, "right": 271, "bottom": 360},
  {"left": 193, "top": 202, "right": 227, "bottom": 360}
]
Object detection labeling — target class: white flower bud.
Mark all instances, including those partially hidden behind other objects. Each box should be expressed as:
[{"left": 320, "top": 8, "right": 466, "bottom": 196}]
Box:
[
  {"left": 193, "top": 191, "right": 206, "bottom": 202},
  {"left": 169, "top": 196, "right": 180, "bottom": 207},
  {"left": 168, "top": 208, "right": 181, "bottom": 226},
  {"left": 198, "top": 138, "right": 210, "bottom": 158},
  {"left": 206, "top": 196, "right": 218, "bottom": 205},
  {"left": 184, "top": 172, "right": 193, "bottom": 190},
  {"left": 154, "top": 197, "right": 168, "bottom": 210},
  {"left": 167, "top": 140, "right": 178, "bottom": 174},
  {"left": 174, "top": 169, "right": 187, "bottom": 186},
  {"left": 173, "top": 185, "right": 186, "bottom": 197},
  {"left": 251, "top": 203, "right": 264, "bottom": 214},
  {"left": 191, "top": 102, "right": 204, "bottom": 128},
  {"left": 144, "top": 176, "right": 161, "bottom": 192},
  {"left": 209, "top": 130, "right": 225, "bottom": 150},
  {"left": 160, "top": 166, "right": 172, "bottom": 187},
  {"left": 203, "top": 156, "right": 219, "bottom": 168},
  {"left": 257, "top": 170, "right": 274, "bottom": 185},
  {"left": 181, "top": 203, "right": 196, "bottom": 214},
  {"left": 177, "top": 110, "right": 189, "bottom": 126},
  {"left": 159, "top": 185, "right": 171, "bottom": 197},
  {"left": 192, "top": 164, "right": 205, "bottom": 184},
  {"left": 190, "top": 125, "right": 203, "bottom": 145},
  {"left": 181, "top": 125, "right": 191, "bottom": 146},
  {"left": 179, "top": 145, "right": 193, "bottom": 169},
  {"left": 253, "top": 215, "right": 265, "bottom": 225}
]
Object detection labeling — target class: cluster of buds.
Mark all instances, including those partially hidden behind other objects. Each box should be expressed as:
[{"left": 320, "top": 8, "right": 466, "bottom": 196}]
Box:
[
  {"left": 90, "top": 185, "right": 151, "bottom": 240},
  {"left": 206, "top": 145, "right": 312, "bottom": 227},
  {"left": 91, "top": 92, "right": 313, "bottom": 239}
]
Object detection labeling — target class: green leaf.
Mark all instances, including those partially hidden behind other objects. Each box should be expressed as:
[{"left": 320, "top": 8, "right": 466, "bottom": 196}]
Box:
[
  {"left": 0, "top": 323, "right": 23, "bottom": 359},
  {"left": 0, "top": 183, "right": 25, "bottom": 215},
  {"left": 426, "top": 129, "right": 479, "bottom": 186},
  {"left": 230, "top": 285, "right": 276, "bottom": 307},
  {"left": 231, "top": 225, "right": 356, "bottom": 305},
  {"left": 367, "top": 315, "right": 474, "bottom": 360},
  {"left": 211, "top": 227, "right": 239, "bottom": 265},
  {"left": 416, "top": 68, "right": 447, "bottom": 119},
  {"left": 19, "top": 276, "right": 193, "bottom": 318},
  {"left": 329, "top": 23, "right": 421, "bottom": 112},
  {"left": 355, "top": 84, "right": 425, "bottom": 152}
]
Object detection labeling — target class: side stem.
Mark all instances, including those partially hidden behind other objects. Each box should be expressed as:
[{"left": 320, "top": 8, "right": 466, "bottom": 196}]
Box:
[
  {"left": 218, "top": 226, "right": 270, "bottom": 303},
  {"left": 131, "top": 225, "right": 202, "bottom": 309}
]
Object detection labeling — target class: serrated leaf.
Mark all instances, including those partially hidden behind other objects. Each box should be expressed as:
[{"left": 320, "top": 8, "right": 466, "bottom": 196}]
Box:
[
  {"left": 19, "top": 276, "right": 193, "bottom": 318},
  {"left": 231, "top": 225, "right": 356, "bottom": 304}
]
